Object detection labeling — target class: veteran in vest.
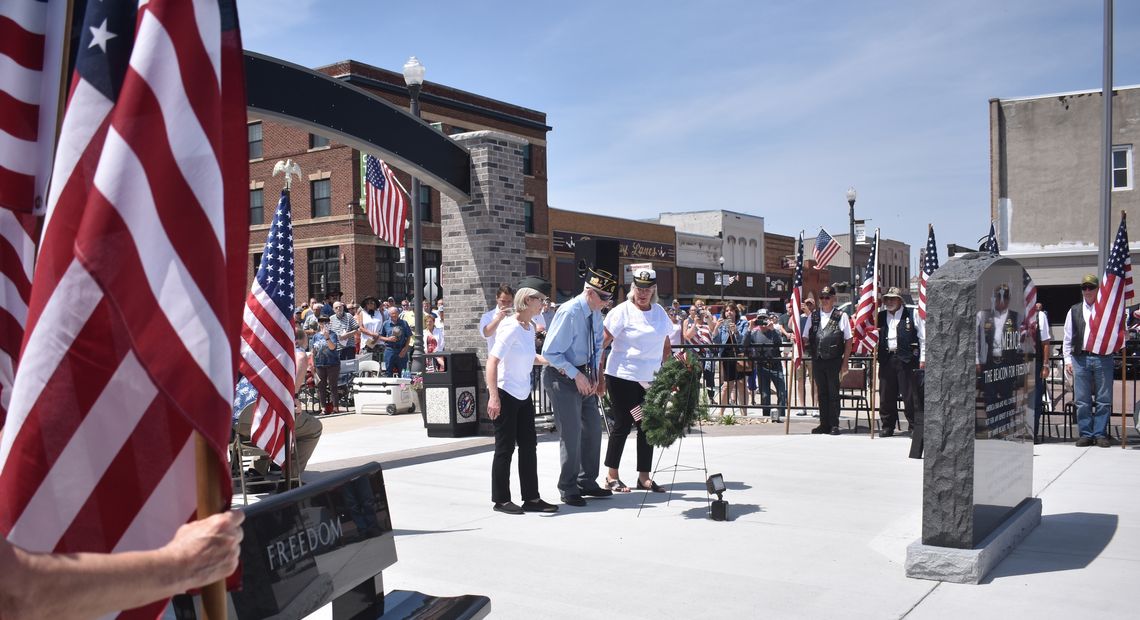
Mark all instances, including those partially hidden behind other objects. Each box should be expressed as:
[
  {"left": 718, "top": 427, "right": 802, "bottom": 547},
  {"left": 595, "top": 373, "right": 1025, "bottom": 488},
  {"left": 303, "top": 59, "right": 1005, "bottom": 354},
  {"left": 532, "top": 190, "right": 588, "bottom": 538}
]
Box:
[
  {"left": 807, "top": 286, "right": 852, "bottom": 435},
  {"left": 877, "top": 287, "right": 925, "bottom": 437},
  {"left": 1063, "top": 274, "right": 1115, "bottom": 447}
]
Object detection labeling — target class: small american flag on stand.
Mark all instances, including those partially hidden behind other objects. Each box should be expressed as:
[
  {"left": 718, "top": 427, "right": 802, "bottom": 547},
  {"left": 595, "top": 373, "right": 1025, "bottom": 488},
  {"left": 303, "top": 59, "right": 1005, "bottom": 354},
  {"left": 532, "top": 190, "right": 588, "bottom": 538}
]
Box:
[
  {"left": 918, "top": 225, "right": 938, "bottom": 321},
  {"left": 239, "top": 189, "right": 298, "bottom": 465},
  {"left": 852, "top": 230, "right": 880, "bottom": 354},
  {"left": 789, "top": 234, "right": 806, "bottom": 367},
  {"left": 1084, "top": 213, "right": 1134, "bottom": 355},
  {"left": 813, "top": 228, "right": 841, "bottom": 270},
  {"left": 364, "top": 154, "right": 408, "bottom": 248},
  {"left": 631, "top": 404, "right": 643, "bottom": 422}
]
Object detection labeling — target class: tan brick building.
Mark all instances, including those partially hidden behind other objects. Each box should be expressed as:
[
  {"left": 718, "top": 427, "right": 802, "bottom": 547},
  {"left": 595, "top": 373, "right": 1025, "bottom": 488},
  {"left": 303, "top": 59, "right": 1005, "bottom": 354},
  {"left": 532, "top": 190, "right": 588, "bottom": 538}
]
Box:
[{"left": 247, "top": 59, "right": 551, "bottom": 305}]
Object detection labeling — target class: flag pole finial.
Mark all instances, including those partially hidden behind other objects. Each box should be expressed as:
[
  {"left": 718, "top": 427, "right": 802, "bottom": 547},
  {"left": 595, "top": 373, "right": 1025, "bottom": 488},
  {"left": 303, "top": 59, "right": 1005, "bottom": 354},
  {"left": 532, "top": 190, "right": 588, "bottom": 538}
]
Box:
[{"left": 273, "top": 159, "right": 302, "bottom": 190}]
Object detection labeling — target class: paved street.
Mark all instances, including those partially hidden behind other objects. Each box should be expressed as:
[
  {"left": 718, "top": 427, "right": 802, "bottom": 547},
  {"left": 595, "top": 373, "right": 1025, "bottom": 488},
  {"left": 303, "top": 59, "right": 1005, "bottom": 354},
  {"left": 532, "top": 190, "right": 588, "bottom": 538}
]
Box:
[{"left": 276, "top": 412, "right": 1140, "bottom": 619}]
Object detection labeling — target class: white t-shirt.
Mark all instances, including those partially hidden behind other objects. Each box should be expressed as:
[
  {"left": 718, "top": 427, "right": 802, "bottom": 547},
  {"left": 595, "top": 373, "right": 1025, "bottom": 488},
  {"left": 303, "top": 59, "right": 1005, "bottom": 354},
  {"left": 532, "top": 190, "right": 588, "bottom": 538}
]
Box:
[
  {"left": 669, "top": 321, "right": 682, "bottom": 346},
  {"left": 479, "top": 306, "right": 510, "bottom": 351},
  {"left": 490, "top": 319, "right": 536, "bottom": 400},
  {"left": 604, "top": 301, "right": 673, "bottom": 382}
]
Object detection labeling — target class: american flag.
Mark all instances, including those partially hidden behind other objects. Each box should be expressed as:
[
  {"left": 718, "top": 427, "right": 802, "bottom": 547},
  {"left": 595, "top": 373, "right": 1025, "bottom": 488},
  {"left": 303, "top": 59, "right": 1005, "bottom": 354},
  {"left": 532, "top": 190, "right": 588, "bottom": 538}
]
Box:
[
  {"left": 852, "top": 230, "right": 880, "bottom": 354},
  {"left": 0, "top": 3, "right": 247, "bottom": 619},
  {"left": 1084, "top": 213, "right": 1134, "bottom": 355},
  {"left": 918, "top": 225, "right": 938, "bottom": 321},
  {"left": 1023, "top": 270, "right": 1038, "bottom": 333},
  {"left": 788, "top": 234, "right": 805, "bottom": 367},
  {"left": 631, "top": 403, "right": 643, "bottom": 422},
  {"left": 364, "top": 154, "right": 408, "bottom": 248},
  {"left": 0, "top": 0, "right": 66, "bottom": 423},
  {"left": 812, "top": 228, "right": 841, "bottom": 270},
  {"left": 239, "top": 189, "right": 297, "bottom": 465},
  {"left": 984, "top": 221, "right": 999, "bottom": 255}
]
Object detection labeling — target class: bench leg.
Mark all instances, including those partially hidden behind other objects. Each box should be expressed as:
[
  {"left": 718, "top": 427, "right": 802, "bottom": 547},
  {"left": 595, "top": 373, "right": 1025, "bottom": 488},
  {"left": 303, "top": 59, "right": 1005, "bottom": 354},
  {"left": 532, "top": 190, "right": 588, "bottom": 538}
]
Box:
[{"left": 332, "top": 573, "right": 384, "bottom": 620}]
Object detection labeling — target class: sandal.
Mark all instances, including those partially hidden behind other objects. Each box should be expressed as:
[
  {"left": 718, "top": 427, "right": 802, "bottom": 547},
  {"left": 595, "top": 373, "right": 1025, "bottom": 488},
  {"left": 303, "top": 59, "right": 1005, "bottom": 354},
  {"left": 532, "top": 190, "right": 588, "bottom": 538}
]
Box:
[
  {"left": 607, "top": 478, "right": 630, "bottom": 493},
  {"left": 636, "top": 479, "right": 666, "bottom": 493}
]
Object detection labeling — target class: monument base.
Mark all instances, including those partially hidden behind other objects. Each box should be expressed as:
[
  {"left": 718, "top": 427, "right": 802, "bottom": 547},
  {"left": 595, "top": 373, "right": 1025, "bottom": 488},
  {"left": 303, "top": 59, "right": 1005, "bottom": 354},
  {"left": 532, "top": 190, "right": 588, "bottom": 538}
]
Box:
[{"left": 905, "top": 497, "right": 1041, "bottom": 584}]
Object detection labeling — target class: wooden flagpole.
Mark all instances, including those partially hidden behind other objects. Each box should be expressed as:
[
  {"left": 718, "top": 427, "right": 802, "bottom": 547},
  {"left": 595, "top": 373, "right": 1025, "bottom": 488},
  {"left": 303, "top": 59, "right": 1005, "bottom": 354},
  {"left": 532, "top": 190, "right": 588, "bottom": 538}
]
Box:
[
  {"left": 1122, "top": 346, "right": 1129, "bottom": 448},
  {"left": 870, "top": 349, "right": 878, "bottom": 438},
  {"left": 785, "top": 357, "right": 793, "bottom": 435},
  {"left": 195, "top": 433, "right": 227, "bottom": 620}
]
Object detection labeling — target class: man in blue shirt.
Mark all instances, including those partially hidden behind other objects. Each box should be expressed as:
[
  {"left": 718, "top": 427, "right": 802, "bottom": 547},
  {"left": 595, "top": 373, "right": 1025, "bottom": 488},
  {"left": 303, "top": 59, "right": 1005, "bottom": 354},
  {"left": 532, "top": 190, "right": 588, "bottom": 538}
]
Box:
[
  {"left": 541, "top": 267, "right": 618, "bottom": 507},
  {"left": 310, "top": 315, "right": 341, "bottom": 414},
  {"left": 379, "top": 306, "right": 412, "bottom": 377}
]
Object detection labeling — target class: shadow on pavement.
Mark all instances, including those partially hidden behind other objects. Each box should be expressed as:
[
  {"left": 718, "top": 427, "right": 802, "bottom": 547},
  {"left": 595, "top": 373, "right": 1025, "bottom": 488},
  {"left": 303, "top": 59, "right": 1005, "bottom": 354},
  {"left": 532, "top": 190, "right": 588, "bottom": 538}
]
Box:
[
  {"left": 681, "top": 503, "right": 765, "bottom": 520},
  {"left": 392, "top": 528, "right": 480, "bottom": 537},
  {"left": 983, "top": 512, "right": 1118, "bottom": 582}
]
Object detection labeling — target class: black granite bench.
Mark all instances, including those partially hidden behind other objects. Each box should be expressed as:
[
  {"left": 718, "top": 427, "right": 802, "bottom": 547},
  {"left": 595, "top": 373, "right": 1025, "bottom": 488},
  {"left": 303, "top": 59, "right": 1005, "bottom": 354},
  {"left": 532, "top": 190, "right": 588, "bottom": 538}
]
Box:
[{"left": 172, "top": 462, "right": 489, "bottom": 619}]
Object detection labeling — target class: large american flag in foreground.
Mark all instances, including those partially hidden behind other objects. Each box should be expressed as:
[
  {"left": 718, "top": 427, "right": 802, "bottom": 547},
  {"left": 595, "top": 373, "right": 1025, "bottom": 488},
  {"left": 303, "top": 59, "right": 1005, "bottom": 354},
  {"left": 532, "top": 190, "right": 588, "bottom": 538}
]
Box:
[
  {"left": 812, "top": 228, "right": 841, "bottom": 270},
  {"left": 239, "top": 190, "right": 297, "bottom": 465},
  {"left": 852, "top": 230, "right": 879, "bottom": 355},
  {"left": 789, "top": 234, "right": 805, "bottom": 367},
  {"left": 1085, "top": 213, "right": 1133, "bottom": 355},
  {"left": 917, "top": 225, "right": 937, "bottom": 321},
  {"left": 0, "top": 0, "right": 66, "bottom": 423},
  {"left": 0, "top": 2, "right": 248, "bottom": 618},
  {"left": 364, "top": 154, "right": 408, "bottom": 248}
]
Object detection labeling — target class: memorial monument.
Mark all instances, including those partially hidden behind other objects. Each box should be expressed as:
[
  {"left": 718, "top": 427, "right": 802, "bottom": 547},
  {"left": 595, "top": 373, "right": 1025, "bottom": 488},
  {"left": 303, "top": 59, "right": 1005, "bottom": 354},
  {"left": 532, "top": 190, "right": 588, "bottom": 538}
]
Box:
[{"left": 905, "top": 253, "right": 1042, "bottom": 583}]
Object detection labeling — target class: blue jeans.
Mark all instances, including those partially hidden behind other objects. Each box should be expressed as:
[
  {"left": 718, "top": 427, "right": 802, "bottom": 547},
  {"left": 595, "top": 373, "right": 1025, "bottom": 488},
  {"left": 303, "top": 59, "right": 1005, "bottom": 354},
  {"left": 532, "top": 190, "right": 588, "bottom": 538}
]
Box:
[
  {"left": 757, "top": 363, "right": 787, "bottom": 419},
  {"left": 1072, "top": 354, "right": 1113, "bottom": 438},
  {"left": 383, "top": 348, "right": 407, "bottom": 376}
]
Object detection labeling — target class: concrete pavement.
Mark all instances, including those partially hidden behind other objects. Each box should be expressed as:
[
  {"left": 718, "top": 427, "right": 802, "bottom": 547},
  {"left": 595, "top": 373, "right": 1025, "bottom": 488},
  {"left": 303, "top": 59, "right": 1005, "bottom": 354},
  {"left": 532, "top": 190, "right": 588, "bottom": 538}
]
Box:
[{"left": 288, "top": 413, "right": 1139, "bottom": 619}]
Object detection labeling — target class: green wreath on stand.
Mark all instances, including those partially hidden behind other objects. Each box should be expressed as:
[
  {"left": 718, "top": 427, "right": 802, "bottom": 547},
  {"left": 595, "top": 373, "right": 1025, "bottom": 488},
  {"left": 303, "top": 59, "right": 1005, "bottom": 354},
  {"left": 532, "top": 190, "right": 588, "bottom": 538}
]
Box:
[{"left": 641, "top": 350, "right": 709, "bottom": 447}]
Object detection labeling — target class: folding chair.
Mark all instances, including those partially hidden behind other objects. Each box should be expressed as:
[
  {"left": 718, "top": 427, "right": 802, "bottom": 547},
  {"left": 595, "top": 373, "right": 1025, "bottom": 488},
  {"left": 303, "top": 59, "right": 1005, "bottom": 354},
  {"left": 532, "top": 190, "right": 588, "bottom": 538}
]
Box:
[{"left": 840, "top": 363, "right": 871, "bottom": 432}]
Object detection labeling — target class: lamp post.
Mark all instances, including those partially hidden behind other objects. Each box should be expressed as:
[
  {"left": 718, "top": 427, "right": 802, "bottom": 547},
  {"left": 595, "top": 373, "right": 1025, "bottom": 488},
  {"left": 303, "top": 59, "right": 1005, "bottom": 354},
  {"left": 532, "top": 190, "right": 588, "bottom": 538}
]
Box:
[
  {"left": 718, "top": 255, "right": 726, "bottom": 307},
  {"left": 403, "top": 56, "right": 426, "bottom": 374},
  {"left": 846, "top": 187, "right": 857, "bottom": 306}
]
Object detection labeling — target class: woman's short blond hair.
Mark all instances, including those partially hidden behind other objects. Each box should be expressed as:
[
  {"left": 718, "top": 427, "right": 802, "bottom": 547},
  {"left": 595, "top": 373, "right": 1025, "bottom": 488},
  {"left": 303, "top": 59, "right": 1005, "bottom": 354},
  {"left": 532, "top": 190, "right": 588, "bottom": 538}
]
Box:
[
  {"left": 514, "top": 287, "right": 541, "bottom": 313},
  {"left": 626, "top": 284, "right": 659, "bottom": 306}
]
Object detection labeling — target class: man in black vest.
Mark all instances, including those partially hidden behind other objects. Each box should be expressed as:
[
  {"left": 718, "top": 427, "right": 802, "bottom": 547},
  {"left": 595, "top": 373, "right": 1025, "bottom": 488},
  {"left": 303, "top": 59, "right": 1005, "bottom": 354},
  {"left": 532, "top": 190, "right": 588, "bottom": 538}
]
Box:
[
  {"left": 1063, "top": 274, "right": 1114, "bottom": 447},
  {"left": 807, "top": 286, "right": 851, "bottom": 435},
  {"left": 877, "top": 287, "right": 924, "bottom": 437},
  {"left": 975, "top": 282, "right": 1021, "bottom": 426}
]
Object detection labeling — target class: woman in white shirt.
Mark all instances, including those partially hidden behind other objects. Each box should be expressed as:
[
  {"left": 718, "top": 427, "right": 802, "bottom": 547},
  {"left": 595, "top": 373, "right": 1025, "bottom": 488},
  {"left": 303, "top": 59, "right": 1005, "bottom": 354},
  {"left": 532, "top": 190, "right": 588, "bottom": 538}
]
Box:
[
  {"left": 423, "top": 313, "right": 446, "bottom": 371},
  {"left": 486, "top": 286, "right": 557, "bottom": 515},
  {"left": 356, "top": 297, "right": 385, "bottom": 363},
  {"left": 600, "top": 269, "right": 673, "bottom": 493}
]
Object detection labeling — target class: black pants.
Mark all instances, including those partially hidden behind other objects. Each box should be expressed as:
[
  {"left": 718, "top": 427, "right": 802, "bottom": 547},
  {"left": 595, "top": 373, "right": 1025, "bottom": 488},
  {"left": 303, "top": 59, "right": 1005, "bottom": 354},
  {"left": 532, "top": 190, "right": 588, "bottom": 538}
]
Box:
[
  {"left": 909, "top": 369, "right": 925, "bottom": 459},
  {"left": 879, "top": 353, "right": 916, "bottom": 430},
  {"left": 813, "top": 356, "right": 843, "bottom": 431},
  {"left": 491, "top": 389, "right": 539, "bottom": 504},
  {"left": 604, "top": 375, "right": 653, "bottom": 473}
]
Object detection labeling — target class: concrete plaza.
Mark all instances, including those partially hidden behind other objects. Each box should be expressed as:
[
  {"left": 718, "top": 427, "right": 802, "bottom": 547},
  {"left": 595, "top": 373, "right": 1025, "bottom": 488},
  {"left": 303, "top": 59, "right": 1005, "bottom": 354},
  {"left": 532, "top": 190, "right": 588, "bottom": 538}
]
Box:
[{"left": 288, "top": 413, "right": 1139, "bottom": 619}]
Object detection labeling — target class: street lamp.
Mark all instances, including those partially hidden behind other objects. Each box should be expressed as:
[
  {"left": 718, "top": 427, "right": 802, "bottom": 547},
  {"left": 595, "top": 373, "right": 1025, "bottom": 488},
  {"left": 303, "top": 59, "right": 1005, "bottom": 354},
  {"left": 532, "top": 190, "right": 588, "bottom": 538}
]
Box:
[
  {"left": 404, "top": 56, "right": 425, "bottom": 374},
  {"left": 846, "top": 187, "right": 857, "bottom": 306},
  {"left": 718, "top": 255, "right": 726, "bottom": 307}
]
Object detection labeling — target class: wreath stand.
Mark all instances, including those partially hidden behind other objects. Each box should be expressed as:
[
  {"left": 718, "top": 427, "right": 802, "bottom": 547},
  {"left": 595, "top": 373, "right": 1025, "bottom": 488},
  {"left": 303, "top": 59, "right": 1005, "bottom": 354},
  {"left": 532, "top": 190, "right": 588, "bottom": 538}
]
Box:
[{"left": 636, "top": 414, "right": 711, "bottom": 518}]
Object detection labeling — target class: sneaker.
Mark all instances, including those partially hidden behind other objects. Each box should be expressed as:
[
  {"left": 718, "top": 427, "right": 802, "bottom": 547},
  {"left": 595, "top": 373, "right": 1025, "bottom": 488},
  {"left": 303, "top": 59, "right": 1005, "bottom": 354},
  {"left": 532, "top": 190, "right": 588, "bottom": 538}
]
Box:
[
  {"left": 1075, "top": 437, "right": 1094, "bottom": 447},
  {"left": 810, "top": 426, "right": 827, "bottom": 434},
  {"left": 561, "top": 495, "right": 586, "bottom": 507},
  {"left": 795, "top": 410, "right": 808, "bottom": 417},
  {"left": 1095, "top": 436, "right": 1112, "bottom": 448},
  {"left": 493, "top": 501, "right": 524, "bottom": 515},
  {"left": 829, "top": 428, "right": 841, "bottom": 436},
  {"left": 523, "top": 499, "right": 559, "bottom": 513}
]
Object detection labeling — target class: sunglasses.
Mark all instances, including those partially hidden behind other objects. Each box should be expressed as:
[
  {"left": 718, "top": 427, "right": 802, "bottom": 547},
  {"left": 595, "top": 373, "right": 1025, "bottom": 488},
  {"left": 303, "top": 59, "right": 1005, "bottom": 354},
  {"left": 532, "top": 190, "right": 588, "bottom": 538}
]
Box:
[
  {"left": 593, "top": 289, "right": 613, "bottom": 301},
  {"left": 527, "top": 294, "right": 547, "bottom": 302},
  {"left": 1081, "top": 284, "right": 1097, "bottom": 291}
]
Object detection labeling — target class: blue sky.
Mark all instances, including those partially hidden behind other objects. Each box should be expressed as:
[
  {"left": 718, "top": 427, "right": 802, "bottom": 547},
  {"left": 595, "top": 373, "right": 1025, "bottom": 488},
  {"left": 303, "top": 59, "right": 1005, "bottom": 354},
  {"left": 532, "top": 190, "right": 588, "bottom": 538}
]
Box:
[{"left": 236, "top": 0, "right": 1140, "bottom": 268}]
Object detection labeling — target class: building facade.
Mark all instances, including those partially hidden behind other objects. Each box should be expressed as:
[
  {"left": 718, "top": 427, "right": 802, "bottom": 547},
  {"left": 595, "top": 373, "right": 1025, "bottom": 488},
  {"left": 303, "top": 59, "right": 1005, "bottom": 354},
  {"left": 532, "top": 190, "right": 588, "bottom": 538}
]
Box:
[
  {"left": 659, "top": 210, "right": 769, "bottom": 304},
  {"left": 828, "top": 233, "right": 912, "bottom": 303},
  {"left": 990, "top": 85, "right": 1140, "bottom": 312},
  {"left": 247, "top": 59, "right": 551, "bottom": 305}
]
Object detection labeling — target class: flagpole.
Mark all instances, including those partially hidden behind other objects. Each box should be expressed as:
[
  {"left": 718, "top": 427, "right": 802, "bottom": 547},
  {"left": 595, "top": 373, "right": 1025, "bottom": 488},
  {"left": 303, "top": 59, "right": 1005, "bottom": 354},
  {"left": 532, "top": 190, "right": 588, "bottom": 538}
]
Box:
[
  {"left": 1121, "top": 346, "right": 1128, "bottom": 448},
  {"left": 195, "top": 433, "right": 227, "bottom": 620}
]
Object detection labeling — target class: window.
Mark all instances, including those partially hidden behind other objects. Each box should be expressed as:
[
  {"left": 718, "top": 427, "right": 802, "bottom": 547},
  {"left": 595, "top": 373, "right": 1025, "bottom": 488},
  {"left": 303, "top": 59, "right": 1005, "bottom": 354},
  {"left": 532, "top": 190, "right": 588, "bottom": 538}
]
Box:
[
  {"left": 418, "top": 184, "right": 432, "bottom": 222},
  {"left": 524, "top": 200, "right": 534, "bottom": 233},
  {"left": 374, "top": 247, "right": 407, "bottom": 301},
  {"left": 309, "top": 133, "right": 330, "bottom": 149},
  {"left": 247, "top": 122, "right": 262, "bottom": 160},
  {"left": 308, "top": 246, "right": 340, "bottom": 300},
  {"left": 555, "top": 257, "right": 577, "bottom": 302},
  {"left": 522, "top": 143, "right": 533, "bottom": 176},
  {"left": 311, "top": 178, "right": 331, "bottom": 218},
  {"left": 249, "top": 188, "right": 263, "bottom": 225},
  {"left": 252, "top": 252, "right": 262, "bottom": 274},
  {"left": 1113, "top": 145, "right": 1133, "bottom": 190},
  {"left": 526, "top": 257, "right": 544, "bottom": 277},
  {"left": 448, "top": 125, "right": 469, "bottom": 135}
]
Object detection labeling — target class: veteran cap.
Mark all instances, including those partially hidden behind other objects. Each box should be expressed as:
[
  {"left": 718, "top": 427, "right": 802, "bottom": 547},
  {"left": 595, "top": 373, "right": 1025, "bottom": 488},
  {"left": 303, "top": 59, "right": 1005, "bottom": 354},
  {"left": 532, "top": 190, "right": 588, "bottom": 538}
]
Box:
[
  {"left": 819, "top": 285, "right": 836, "bottom": 297},
  {"left": 585, "top": 267, "right": 618, "bottom": 296},
  {"left": 883, "top": 287, "right": 904, "bottom": 299},
  {"left": 1081, "top": 274, "right": 1099, "bottom": 287},
  {"left": 632, "top": 268, "right": 657, "bottom": 289}
]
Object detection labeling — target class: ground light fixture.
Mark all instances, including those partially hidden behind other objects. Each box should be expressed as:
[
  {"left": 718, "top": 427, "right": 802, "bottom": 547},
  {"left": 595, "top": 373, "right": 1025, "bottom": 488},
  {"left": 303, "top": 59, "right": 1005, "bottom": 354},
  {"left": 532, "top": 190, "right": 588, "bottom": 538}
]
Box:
[{"left": 707, "top": 474, "right": 728, "bottom": 521}]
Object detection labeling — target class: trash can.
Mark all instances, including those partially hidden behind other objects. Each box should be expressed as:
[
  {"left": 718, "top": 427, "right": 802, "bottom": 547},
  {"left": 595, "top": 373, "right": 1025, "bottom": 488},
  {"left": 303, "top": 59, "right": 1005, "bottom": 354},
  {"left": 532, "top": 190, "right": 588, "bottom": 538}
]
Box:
[{"left": 420, "top": 351, "right": 480, "bottom": 437}]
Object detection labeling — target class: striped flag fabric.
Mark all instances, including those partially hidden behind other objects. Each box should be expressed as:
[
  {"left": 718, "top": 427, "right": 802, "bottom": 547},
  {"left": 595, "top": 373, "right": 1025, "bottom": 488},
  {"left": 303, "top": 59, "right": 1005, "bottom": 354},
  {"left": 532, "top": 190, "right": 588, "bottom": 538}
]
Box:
[
  {"left": 918, "top": 225, "right": 938, "bottom": 321},
  {"left": 789, "top": 234, "right": 805, "bottom": 367},
  {"left": 1023, "top": 270, "right": 1038, "bottom": 332},
  {"left": 0, "top": 0, "right": 65, "bottom": 214},
  {"left": 0, "top": 3, "right": 248, "bottom": 618},
  {"left": 631, "top": 403, "right": 643, "bottom": 422},
  {"left": 239, "top": 189, "right": 297, "bottom": 465},
  {"left": 1084, "top": 213, "right": 1134, "bottom": 355},
  {"left": 0, "top": 0, "right": 66, "bottom": 423},
  {"left": 812, "top": 228, "right": 841, "bottom": 270},
  {"left": 852, "top": 230, "right": 880, "bottom": 354},
  {"left": 364, "top": 154, "right": 408, "bottom": 248}
]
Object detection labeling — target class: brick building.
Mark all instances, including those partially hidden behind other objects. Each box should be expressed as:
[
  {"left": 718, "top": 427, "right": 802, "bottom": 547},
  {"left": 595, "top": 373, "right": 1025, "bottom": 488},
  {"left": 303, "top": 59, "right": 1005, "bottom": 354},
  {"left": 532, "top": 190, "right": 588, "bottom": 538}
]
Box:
[{"left": 247, "top": 59, "right": 551, "bottom": 304}]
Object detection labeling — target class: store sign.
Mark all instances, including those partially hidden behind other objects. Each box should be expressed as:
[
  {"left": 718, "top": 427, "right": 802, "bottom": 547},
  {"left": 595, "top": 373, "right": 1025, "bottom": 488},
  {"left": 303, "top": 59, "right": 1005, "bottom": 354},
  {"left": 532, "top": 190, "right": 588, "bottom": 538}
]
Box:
[
  {"left": 696, "top": 272, "right": 705, "bottom": 285},
  {"left": 552, "top": 230, "right": 676, "bottom": 262}
]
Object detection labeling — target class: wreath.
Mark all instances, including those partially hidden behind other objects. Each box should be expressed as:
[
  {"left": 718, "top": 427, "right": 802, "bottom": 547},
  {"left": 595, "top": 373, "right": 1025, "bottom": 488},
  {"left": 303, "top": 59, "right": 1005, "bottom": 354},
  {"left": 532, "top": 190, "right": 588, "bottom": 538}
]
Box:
[{"left": 641, "top": 350, "right": 709, "bottom": 447}]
